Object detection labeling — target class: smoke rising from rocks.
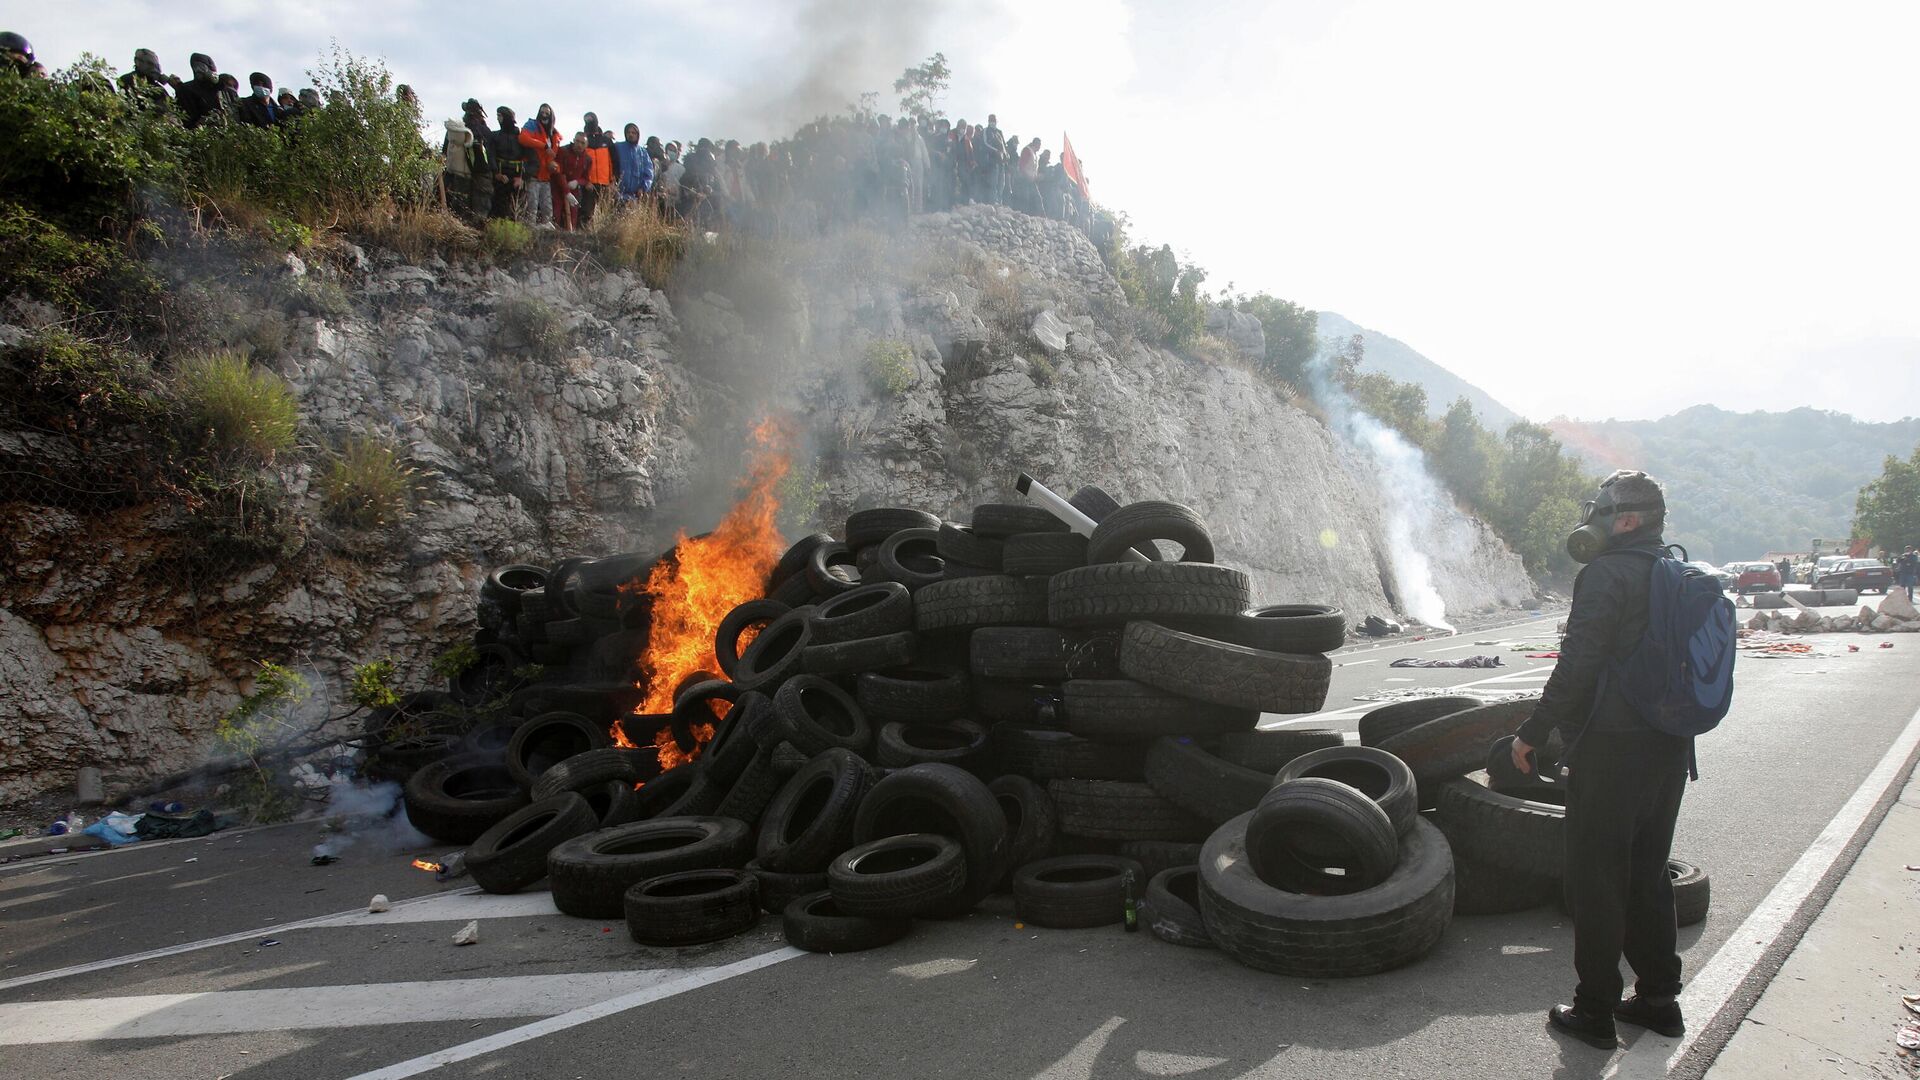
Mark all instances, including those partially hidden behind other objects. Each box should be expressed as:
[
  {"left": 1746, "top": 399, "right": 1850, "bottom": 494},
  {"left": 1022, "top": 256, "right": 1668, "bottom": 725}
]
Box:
[{"left": 709, "top": 0, "right": 953, "bottom": 137}]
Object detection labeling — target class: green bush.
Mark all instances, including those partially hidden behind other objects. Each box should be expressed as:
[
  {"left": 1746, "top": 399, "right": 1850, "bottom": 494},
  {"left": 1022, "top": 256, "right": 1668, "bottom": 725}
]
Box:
[
  {"left": 0, "top": 56, "right": 179, "bottom": 230},
  {"left": 0, "top": 200, "right": 165, "bottom": 323},
  {"left": 497, "top": 296, "right": 568, "bottom": 361},
  {"left": 864, "top": 339, "right": 916, "bottom": 396},
  {"left": 0, "top": 328, "right": 161, "bottom": 431},
  {"left": 175, "top": 351, "right": 299, "bottom": 462},
  {"left": 483, "top": 218, "right": 533, "bottom": 259},
  {"left": 320, "top": 435, "right": 420, "bottom": 529}
]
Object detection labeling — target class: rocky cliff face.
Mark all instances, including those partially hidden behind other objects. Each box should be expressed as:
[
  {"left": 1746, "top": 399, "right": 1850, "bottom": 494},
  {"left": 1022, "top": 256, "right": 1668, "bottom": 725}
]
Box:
[{"left": 0, "top": 205, "right": 1535, "bottom": 805}]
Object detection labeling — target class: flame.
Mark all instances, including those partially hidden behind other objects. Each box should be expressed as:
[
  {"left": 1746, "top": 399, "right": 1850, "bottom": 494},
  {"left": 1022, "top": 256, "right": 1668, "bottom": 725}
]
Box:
[
  {"left": 411, "top": 859, "right": 442, "bottom": 873},
  {"left": 620, "top": 418, "right": 790, "bottom": 770}
]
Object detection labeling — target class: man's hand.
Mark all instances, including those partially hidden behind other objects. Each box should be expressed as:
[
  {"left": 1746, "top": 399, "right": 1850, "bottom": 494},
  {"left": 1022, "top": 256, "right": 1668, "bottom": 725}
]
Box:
[{"left": 1510, "top": 736, "right": 1535, "bottom": 776}]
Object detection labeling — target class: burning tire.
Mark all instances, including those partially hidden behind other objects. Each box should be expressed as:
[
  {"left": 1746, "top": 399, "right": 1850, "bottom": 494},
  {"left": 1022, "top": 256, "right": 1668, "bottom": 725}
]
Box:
[
  {"left": 1047, "top": 779, "right": 1209, "bottom": 842},
  {"left": 853, "top": 763, "right": 1009, "bottom": 917},
  {"left": 1377, "top": 699, "right": 1540, "bottom": 806},
  {"left": 1273, "top": 747, "right": 1418, "bottom": 838},
  {"left": 1000, "top": 532, "right": 1088, "bottom": 577},
  {"left": 732, "top": 608, "right": 815, "bottom": 693},
  {"left": 1012, "top": 854, "right": 1144, "bottom": 929},
  {"left": 782, "top": 890, "right": 911, "bottom": 952},
  {"left": 828, "top": 833, "right": 969, "bottom": 917},
  {"left": 467, "top": 793, "right": 600, "bottom": 894},
  {"left": 806, "top": 583, "right": 913, "bottom": 645},
  {"left": 546, "top": 816, "right": 752, "bottom": 919},
  {"left": 1086, "top": 501, "right": 1213, "bottom": 564},
  {"left": 1199, "top": 813, "right": 1455, "bottom": 978},
  {"left": 755, "top": 747, "right": 875, "bottom": 873},
  {"left": 404, "top": 753, "right": 530, "bottom": 844},
  {"left": 1245, "top": 778, "right": 1399, "bottom": 895},
  {"left": 1061, "top": 679, "right": 1257, "bottom": 740},
  {"left": 623, "top": 868, "right": 760, "bottom": 946},
  {"left": 714, "top": 599, "right": 792, "bottom": 678},
  {"left": 1143, "top": 736, "right": 1278, "bottom": 827},
  {"left": 1357, "top": 696, "right": 1484, "bottom": 747},
  {"left": 1047, "top": 563, "right": 1249, "bottom": 628},
  {"left": 505, "top": 711, "right": 612, "bottom": 791},
  {"left": 1118, "top": 621, "right": 1332, "bottom": 714},
  {"left": 1141, "top": 866, "right": 1213, "bottom": 948}
]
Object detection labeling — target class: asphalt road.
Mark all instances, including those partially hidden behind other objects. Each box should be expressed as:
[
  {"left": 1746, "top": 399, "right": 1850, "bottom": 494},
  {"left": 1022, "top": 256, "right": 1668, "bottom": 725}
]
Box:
[{"left": 4, "top": 609, "right": 1918, "bottom": 1080}]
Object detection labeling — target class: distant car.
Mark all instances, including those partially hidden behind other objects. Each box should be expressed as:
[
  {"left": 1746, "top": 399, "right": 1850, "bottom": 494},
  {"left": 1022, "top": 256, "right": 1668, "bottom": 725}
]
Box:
[
  {"left": 1730, "top": 562, "right": 1781, "bottom": 593},
  {"left": 1814, "top": 560, "right": 1893, "bottom": 594},
  {"left": 1688, "top": 561, "right": 1735, "bottom": 586}
]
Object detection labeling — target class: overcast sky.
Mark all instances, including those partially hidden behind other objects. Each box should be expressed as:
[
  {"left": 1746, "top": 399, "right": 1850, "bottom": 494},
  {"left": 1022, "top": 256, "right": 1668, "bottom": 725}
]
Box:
[{"left": 21, "top": 0, "right": 1920, "bottom": 424}]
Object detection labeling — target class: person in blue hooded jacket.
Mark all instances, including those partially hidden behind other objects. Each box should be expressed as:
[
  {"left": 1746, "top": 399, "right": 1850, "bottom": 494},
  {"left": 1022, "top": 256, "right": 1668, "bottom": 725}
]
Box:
[{"left": 611, "top": 123, "right": 654, "bottom": 204}]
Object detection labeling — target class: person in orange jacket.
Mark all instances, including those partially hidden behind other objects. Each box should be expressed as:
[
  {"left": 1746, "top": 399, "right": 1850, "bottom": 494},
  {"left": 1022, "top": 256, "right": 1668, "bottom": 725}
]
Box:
[
  {"left": 517, "top": 103, "right": 562, "bottom": 227},
  {"left": 580, "top": 112, "right": 615, "bottom": 227},
  {"left": 554, "top": 132, "right": 592, "bottom": 231}
]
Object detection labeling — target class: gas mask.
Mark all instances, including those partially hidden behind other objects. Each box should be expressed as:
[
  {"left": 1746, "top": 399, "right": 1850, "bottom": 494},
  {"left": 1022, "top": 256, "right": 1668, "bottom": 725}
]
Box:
[{"left": 1565, "top": 476, "right": 1664, "bottom": 563}]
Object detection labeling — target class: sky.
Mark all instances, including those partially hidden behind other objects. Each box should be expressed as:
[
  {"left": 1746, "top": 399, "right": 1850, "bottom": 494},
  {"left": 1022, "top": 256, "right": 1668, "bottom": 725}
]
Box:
[{"left": 18, "top": 0, "right": 1920, "bottom": 424}]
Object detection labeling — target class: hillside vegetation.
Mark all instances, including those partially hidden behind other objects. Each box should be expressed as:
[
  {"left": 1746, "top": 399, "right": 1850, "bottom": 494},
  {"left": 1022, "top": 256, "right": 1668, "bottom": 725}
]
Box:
[{"left": 1549, "top": 406, "right": 1920, "bottom": 562}]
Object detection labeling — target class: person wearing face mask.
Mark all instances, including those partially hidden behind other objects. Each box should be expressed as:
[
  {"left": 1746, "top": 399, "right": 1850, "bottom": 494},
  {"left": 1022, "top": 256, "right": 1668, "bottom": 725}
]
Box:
[
  {"left": 517, "top": 103, "right": 562, "bottom": 228},
  {"left": 172, "top": 53, "right": 229, "bottom": 128},
  {"left": 235, "top": 72, "right": 282, "bottom": 127},
  {"left": 490, "top": 106, "right": 527, "bottom": 222},
  {"left": 118, "top": 48, "right": 173, "bottom": 111},
  {"left": 579, "top": 113, "right": 615, "bottom": 227},
  {"left": 611, "top": 123, "right": 654, "bottom": 205},
  {"left": 1510, "top": 469, "right": 1731, "bottom": 1052}
]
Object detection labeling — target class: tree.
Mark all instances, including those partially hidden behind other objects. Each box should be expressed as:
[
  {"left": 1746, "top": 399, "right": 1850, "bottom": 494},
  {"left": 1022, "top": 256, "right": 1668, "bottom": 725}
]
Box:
[
  {"left": 1433, "top": 397, "right": 1495, "bottom": 510},
  {"left": 1854, "top": 446, "right": 1920, "bottom": 551},
  {"left": 894, "top": 53, "right": 951, "bottom": 125},
  {"left": 1235, "top": 293, "right": 1317, "bottom": 385},
  {"left": 1346, "top": 371, "right": 1430, "bottom": 446}
]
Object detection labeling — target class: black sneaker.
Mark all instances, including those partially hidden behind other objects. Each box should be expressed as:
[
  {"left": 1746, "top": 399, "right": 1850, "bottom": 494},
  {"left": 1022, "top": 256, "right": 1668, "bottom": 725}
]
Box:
[
  {"left": 1614, "top": 995, "right": 1685, "bottom": 1038},
  {"left": 1547, "top": 1004, "right": 1619, "bottom": 1049}
]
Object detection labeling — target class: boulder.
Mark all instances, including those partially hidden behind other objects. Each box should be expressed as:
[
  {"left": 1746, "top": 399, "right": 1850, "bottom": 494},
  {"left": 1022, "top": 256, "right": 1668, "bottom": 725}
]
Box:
[
  {"left": 1205, "top": 305, "right": 1267, "bottom": 359},
  {"left": 1030, "top": 309, "right": 1071, "bottom": 354},
  {"left": 1873, "top": 614, "right": 1898, "bottom": 631},
  {"left": 1880, "top": 590, "right": 1919, "bottom": 621}
]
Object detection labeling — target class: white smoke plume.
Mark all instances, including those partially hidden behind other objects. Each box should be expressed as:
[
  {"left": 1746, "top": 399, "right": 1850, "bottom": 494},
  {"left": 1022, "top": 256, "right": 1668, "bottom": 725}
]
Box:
[
  {"left": 1308, "top": 353, "right": 1467, "bottom": 633},
  {"left": 311, "top": 777, "right": 431, "bottom": 859},
  {"left": 710, "top": 0, "right": 954, "bottom": 137}
]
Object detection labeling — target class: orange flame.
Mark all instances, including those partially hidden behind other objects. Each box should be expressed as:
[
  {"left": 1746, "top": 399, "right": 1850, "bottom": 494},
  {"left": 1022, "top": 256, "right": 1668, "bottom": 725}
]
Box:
[
  {"left": 411, "top": 859, "right": 442, "bottom": 873},
  {"left": 621, "top": 418, "right": 790, "bottom": 770}
]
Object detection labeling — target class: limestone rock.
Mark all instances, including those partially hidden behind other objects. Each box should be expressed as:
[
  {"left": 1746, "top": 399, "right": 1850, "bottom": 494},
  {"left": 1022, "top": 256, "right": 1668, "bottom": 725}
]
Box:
[
  {"left": 1031, "top": 309, "right": 1071, "bottom": 354},
  {"left": 1881, "top": 590, "right": 1918, "bottom": 621},
  {"left": 1205, "top": 305, "right": 1267, "bottom": 359}
]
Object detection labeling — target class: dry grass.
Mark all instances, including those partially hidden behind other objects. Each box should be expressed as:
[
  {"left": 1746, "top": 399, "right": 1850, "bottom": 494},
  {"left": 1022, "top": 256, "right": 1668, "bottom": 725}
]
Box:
[
  {"left": 584, "top": 201, "right": 688, "bottom": 288},
  {"left": 352, "top": 201, "right": 480, "bottom": 262}
]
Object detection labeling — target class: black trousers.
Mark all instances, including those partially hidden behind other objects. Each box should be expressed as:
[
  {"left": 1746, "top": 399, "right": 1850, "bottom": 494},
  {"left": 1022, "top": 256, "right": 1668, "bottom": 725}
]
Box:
[{"left": 1564, "top": 730, "right": 1690, "bottom": 1011}]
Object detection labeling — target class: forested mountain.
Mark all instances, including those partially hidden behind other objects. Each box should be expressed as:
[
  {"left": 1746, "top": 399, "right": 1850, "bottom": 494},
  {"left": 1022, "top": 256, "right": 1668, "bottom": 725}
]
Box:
[
  {"left": 1316, "top": 312, "right": 1524, "bottom": 431},
  {"left": 1548, "top": 407, "right": 1920, "bottom": 562}
]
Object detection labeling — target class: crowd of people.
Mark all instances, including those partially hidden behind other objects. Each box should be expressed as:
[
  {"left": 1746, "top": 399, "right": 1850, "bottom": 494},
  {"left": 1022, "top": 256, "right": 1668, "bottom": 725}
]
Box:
[{"left": 2, "top": 30, "right": 1097, "bottom": 238}]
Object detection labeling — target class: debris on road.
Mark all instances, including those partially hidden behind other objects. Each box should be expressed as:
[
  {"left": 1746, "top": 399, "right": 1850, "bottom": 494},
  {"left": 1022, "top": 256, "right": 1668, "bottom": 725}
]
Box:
[
  {"left": 368, "top": 894, "right": 391, "bottom": 912},
  {"left": 451, "top": 920, "right": 479, "bottom": 946},
  {"left": 310, "top": 853, "right": 339, "bottom": 866},
  {"left": 1389, "top": 656, "right": 1504, "bottom": 669}
]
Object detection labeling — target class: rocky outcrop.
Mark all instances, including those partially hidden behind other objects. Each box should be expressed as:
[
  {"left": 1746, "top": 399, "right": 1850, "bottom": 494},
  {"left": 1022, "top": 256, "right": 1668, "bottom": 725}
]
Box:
[{"left": 0, "top": 206, "right": 1536, "bottom": 804}]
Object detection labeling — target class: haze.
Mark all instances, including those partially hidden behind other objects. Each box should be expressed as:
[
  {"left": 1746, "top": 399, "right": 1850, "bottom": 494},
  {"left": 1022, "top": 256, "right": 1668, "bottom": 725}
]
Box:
[{"left": 25, "top": 0, "right": 1920, "bottom": 422}]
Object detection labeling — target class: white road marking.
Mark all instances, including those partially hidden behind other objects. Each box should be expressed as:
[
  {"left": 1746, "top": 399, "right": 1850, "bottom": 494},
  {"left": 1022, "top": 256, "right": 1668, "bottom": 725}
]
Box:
[
  {"left": 0, "top": 887, "right": 494, "bottom": 993},
  {"left": 307, "top": 890, "right": 559, "bottom": 927},
  {"left": 0, "top": 971, "right": 686, "bottom": 1043},
  {"left": 1338, "top": 659, "right": 1381, "bottom": 667},
  {"left": 1035, "top": 1017, "right": 1125, "bottom": 1080},
  {"left": 343, "top": 947, "right": 804, "bottom": 1079},
  {"left": 1606, "top": 699, "right": 1920, "bottom": 1078}
]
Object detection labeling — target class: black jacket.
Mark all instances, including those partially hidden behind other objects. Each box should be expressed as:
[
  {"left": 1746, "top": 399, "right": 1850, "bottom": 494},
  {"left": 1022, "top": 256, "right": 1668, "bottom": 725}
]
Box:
[
  {"left": 176, "top": 78, "right": 227, "bottom": 128},
  {"left": 490, "top": 127, "right": 525, "bottom": 178},
  {"left": 1518, "top": 530, "right": 1668, "bottom": 750}
]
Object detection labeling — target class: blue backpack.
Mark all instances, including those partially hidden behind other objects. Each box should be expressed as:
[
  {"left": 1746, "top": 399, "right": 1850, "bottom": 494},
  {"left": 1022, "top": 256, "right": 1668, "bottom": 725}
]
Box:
[{"left": 1599, "top": 547, "right": 1737, "bottom": 750}]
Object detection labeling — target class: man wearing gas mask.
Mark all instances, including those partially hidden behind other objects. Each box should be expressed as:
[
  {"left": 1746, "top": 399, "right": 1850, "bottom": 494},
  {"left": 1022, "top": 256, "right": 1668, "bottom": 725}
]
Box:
[{"left": 1511, "top": 470, "right": 1693, "bottom": 1049}]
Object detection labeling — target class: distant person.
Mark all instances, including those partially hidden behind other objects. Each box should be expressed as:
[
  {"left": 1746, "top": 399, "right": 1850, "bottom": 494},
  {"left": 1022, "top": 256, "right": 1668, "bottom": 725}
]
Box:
[
  {"left": 235, "top": 72, "right": 282, "bottom": 127},
  {"left": 1776, "top": 558, "right": 1792, "bottom": 588},
  {"left": 517, "top": 103, "right": 562, "bottom": 228},
  {"left": 0, "top": 31, "right": 41, "bottom": 78},
  {"left": 612, "top": 123, "right": 654, "bottom": 205},
  {"left": 118, "top": 48, "right": 173, "bottom": 111},
  {"left": 554, "top": 132, "right": 591, "bottom": 230},
  {"left": 1510, "top": 470, "right": 1707, "bottom": 1051},
  {"left": 1898, "top": 548, "right": 1919, "bottom": 601},
  {"left": 490, "top": 105, "right": 527, "bottom": 221},
  {"left": 441, "top": 116, "right": 477, "bottom": 217},
  {"left": 173, "top": 53, "right": 228, "bottom": 127},
  {"left": 461, "top": 100, "right": 495, "bottom": 222},
  {"left": 276, "top": 88, "right": 300, "bottom": 117},
  {"left": 580, "top": 113, "right": 615, "bottom": 226}
]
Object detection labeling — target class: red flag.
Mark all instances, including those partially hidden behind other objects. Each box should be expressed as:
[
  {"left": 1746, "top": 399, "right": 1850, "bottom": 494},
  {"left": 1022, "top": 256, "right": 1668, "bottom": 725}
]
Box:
[{"left": 1060, "top": 132, "right": 1089, "bottom": 201}]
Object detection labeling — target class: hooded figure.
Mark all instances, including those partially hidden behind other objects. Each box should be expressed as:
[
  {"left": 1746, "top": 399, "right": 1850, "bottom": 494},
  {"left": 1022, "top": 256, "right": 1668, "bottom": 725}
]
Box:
[
  {"left": 174, "top": 53, "right": 228, "bottom": 127},
  {"left": 235, "top": 72, "right": 282, "bottom": 127},
  {"left": 299, "top": 88, "right": 322, "bottom": 111},
  {"left": 612, "top": 123, "right": 654, "bottom": 201},
  {"left": 517, "top": 102, "right": 562, "bottom": 227},
  {"left": 489, "top": 106, "right": 526, "bottom": 220},
  {"left": 118, "top": 48, "right": 172, "bottom": 111},
  {"left": 579, "top": 112, "right": 615, "bottom": 225}
]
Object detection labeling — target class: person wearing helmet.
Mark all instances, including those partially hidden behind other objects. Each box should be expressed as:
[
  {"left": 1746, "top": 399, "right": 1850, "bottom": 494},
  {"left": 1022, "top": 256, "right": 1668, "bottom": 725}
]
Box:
[
  {"left": 0, "top": 31, "right": 41, "bottom": 78},
  {"left": 1511, "top": 469, "right": 1693, "bottom": 1051},
  {"left": 172, "top": 53, "right": 228, "bottom": 127},
  {"left": 118, "top": 48, "right": 172, "bottom": 110}
]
